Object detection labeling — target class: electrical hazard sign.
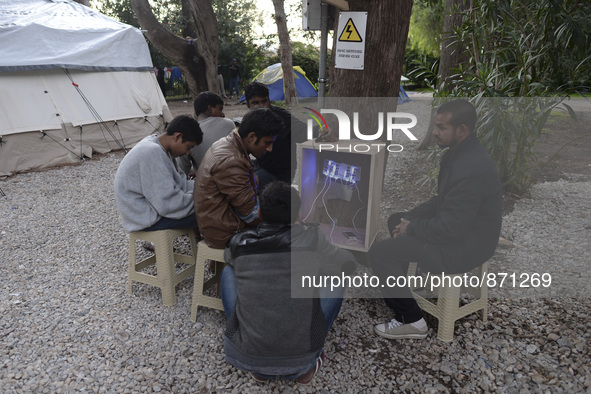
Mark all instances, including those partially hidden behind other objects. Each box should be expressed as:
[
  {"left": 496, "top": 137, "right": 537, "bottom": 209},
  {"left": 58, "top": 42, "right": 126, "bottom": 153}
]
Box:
[
  {"left": 335, "top": 12, "right": 367, "bottom": 70},
  {"left": 339, "top": 19, "right": 363, "bottom": 42}
]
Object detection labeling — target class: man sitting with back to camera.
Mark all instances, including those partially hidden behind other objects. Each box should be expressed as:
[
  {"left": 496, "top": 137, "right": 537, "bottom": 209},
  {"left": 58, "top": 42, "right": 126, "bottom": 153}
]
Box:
[
  {"left": 177, "top": 91, "right": 235, "bottom": 179},
  {"left": 114, "top": 115, "right": 203, "bottom": 232},
  {"left": 221, "top": 181, "right": 357, "bottom": 384},
  {"left": 369, "top": 99, "right": 503, "bottom": 340},
  {"left": 194, "top": 108, "right": 284, "bottom": 249}
]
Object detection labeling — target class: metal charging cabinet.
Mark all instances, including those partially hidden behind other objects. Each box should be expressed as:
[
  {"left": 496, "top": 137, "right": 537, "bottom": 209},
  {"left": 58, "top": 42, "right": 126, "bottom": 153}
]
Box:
[{"left": 297, "top": 140, "right": 386, "bottom": 252}]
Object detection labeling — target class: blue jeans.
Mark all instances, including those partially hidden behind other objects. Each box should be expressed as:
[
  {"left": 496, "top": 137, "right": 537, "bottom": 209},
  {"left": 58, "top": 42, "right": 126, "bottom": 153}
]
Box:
[
  {"left": 221, "top": 265, "right": 343, "bottom": 378},
  {"left": 221, "top": 265, "right": 238, "bottom": 319},
  {"left": 254, "top": 166, "right": 278, "bottom": 191},
  {"left": 143, "top": 214, "right": 197, "bottom": 231},
  {"left": 229, "top": 77, "right": 239, "bottom": 96}
]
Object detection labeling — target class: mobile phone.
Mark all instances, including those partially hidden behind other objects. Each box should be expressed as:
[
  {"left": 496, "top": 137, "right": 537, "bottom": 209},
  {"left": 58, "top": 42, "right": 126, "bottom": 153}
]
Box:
[{"left": 343, "top": 231, "right": 356, "bottom": 239}]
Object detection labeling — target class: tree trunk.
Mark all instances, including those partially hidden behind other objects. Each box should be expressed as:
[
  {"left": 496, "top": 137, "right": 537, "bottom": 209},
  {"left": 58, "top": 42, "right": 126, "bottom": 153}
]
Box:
[
  {"left": 272, "top": 0, "right": 298, "bottom": 106},
  {"left": 327, "top": 0, "right": 413, "bottom": 175},
  {"left": 328, "top": 0, "right": 413, "bottom": 144},
  {"left": 417, "top": 0, "right": 470, "bottom": 150},
  {"left": 329, "top": 0, "right": 413, "bottom": 99},
  {"left": 438, "top": 0, "right": 470, "bottom": 92},
  {"left": 130, "top": 0, "right": 219, "bottom": 99}
]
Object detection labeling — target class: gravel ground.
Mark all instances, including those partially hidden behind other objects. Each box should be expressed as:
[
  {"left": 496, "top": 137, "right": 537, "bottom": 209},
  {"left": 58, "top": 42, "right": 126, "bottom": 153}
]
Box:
[{"left": 1, "top": 96, "right": 590, "bottom": 392}]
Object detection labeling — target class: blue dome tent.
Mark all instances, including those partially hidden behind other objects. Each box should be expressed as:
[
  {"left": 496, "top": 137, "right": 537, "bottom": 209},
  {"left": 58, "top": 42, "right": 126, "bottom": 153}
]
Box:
[
  {"left": 240, "top": 63, "right": 411, "bottom": 105},
  {"left": 240, "top": 63, "right": 318, "bottom": 102},
  {"left": 399, "top": 75, "right": 411, "bottom": 104}
]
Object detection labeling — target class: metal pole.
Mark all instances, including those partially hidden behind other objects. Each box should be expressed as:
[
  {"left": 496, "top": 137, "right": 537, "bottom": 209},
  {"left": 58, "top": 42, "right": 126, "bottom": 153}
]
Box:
[{"left": 318, "top": 2, "right": 329, "bottom": 109}]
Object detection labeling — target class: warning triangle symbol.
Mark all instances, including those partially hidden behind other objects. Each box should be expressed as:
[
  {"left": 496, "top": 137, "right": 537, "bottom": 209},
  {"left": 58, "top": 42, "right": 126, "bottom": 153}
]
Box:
[{"left": 338, "top": 18, "right": 362, "bottom": 42}]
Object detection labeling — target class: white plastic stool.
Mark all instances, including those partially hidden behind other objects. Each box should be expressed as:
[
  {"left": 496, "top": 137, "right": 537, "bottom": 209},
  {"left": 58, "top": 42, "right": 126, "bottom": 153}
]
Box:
[
  {"left": 190, "top": 240, "right": 226, "bottom": 321},
  {"left": 128, "top": 228, "right": 197, "bottom": 306},
  {"left": 408, "top": 261, "right": 489, "bottom": 342}
]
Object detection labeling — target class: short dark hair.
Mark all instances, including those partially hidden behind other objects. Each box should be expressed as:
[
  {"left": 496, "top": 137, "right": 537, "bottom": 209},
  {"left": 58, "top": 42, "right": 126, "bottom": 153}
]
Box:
[
  {"left": 237, "top": 108, "right": 283, "bottom": 142},
  {"left": 244, "top": 81, "right": 269, "bottom": 102},
  {"left": 260, "top": 181, "right": 301, "bottom": 224},
  {"left": 193, "top": 91, "right": 223, "bottom": 116},
  {"left": 165, "top": 115, "right": 203, "bottom": 144},
  {"left": 436, "top": 99, "right": 477, "bottom": 133}
]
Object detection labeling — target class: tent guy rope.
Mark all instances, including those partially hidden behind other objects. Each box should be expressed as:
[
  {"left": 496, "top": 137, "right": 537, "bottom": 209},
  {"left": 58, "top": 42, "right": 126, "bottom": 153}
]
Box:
[{"left": 64, "top": 69, "right": 127, "bottom": 152}]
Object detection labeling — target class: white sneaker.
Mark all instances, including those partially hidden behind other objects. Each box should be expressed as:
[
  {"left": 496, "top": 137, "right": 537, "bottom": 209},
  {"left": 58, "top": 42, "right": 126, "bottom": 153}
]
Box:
[{"left": 374, "top": 318, "right": 428, "bottom": 339}]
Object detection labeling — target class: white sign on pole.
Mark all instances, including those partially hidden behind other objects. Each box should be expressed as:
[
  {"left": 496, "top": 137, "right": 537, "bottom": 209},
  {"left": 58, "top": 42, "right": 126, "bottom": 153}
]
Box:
[{"left": 334, "top": 11, "right": 367, "bottom": 70}]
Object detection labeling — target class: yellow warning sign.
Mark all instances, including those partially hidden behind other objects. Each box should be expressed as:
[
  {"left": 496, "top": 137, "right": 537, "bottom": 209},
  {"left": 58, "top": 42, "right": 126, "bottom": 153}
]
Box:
[
  {"left": 335, "top": 12, "right": 367, "bottom": 69},
  {"left": 338, "top": 18, "right": 363, "bottom": 42}
]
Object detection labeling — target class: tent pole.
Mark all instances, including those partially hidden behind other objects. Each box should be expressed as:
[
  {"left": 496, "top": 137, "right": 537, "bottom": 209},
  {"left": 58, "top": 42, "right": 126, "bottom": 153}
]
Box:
[{"left": 318, "top": 2, "right": 329, "bottom": 109}]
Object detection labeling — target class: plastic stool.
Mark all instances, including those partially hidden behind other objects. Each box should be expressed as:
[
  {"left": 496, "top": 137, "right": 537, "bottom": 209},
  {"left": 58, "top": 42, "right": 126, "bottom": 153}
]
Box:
[
  {"left": 128, "top": 228, "right": 197, "bottom": 306},
  {"left": 190, "top": 240, "right": 226, "bottom": 321},
  {"left": 408, "top": 261, "right": 489, "bottom": 342}
]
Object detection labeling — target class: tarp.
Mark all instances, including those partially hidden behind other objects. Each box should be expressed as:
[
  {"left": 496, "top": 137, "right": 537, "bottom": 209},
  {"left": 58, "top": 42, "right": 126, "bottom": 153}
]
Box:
[
  {"left": 241, "top": 63, "right": 318, "bottom": 102},
  {"left": 0, "top": 0, "right": 153, "bottom": 72},
  {"left": 0, "top": 69, "right": 166, "bottom": 135},
  {"left": 0, "top": 0, "right": 170, "bottom": 176}
]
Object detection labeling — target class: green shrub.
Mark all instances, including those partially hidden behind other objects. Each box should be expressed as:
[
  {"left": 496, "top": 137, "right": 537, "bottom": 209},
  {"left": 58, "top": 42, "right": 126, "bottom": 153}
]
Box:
[{"left": 418, "top": 0, "right": 587, "bottom": 195}]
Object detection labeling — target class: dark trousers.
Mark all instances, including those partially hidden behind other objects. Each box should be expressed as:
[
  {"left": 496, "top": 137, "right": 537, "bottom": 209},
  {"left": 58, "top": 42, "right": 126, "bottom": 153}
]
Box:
[
  {"left": 369, "top": 212, "right": 441, "bottom": 323},
  {"left": 143, "top": 214, "right": 198, "bottom": 232}
]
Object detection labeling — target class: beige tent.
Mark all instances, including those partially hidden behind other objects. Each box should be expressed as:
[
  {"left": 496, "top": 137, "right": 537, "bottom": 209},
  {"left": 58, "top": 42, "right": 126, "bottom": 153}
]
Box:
[{"left": 0, "top": 0, "right": 172, "bottom": 176}]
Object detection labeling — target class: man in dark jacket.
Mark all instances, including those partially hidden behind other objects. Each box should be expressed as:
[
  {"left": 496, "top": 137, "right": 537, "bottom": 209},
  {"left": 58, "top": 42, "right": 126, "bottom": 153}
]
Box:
[
  {"left": 370, "top": 99, "right": 502, "bottom": 340},
  {"left": 244, "top": 82, "right": 309, "bottom": 188},
  {"left": 221, "top": 181, "right": 357, "bottom": 384},
  {"left": 228, "top": 58, "right": 241, "bottom": 98}
]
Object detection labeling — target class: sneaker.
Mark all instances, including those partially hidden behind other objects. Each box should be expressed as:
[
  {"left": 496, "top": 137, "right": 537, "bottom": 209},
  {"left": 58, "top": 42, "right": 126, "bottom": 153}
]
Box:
[
  {"left": 374, "top": 318, "right": 428, "bottom": 339},
  {"left": 295, "top": 350, "right": 326, "bottom": 385},
  {"left": 250, "top": 372, "right": 269, "bottom": 383}
]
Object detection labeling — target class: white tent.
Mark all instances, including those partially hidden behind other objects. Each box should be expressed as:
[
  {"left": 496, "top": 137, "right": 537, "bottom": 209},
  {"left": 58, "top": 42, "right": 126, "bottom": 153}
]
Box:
[{"left": 0, "top": 0, "right": 172, "bottom": 176}]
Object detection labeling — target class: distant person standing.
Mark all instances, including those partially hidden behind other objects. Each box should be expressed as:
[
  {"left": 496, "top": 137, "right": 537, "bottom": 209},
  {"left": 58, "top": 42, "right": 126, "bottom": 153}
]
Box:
[
  {"left": 171, "top": 66, "right": 183, "bottom": 85},
  {"left": 157, "top": 67, "right": 167, "bottom": 97},
  {"left": 218, "top": 64, "right": 227, "bottom": 99},
  {"left": 228, "top": 59, "right": 241, "bottom": 98}
]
